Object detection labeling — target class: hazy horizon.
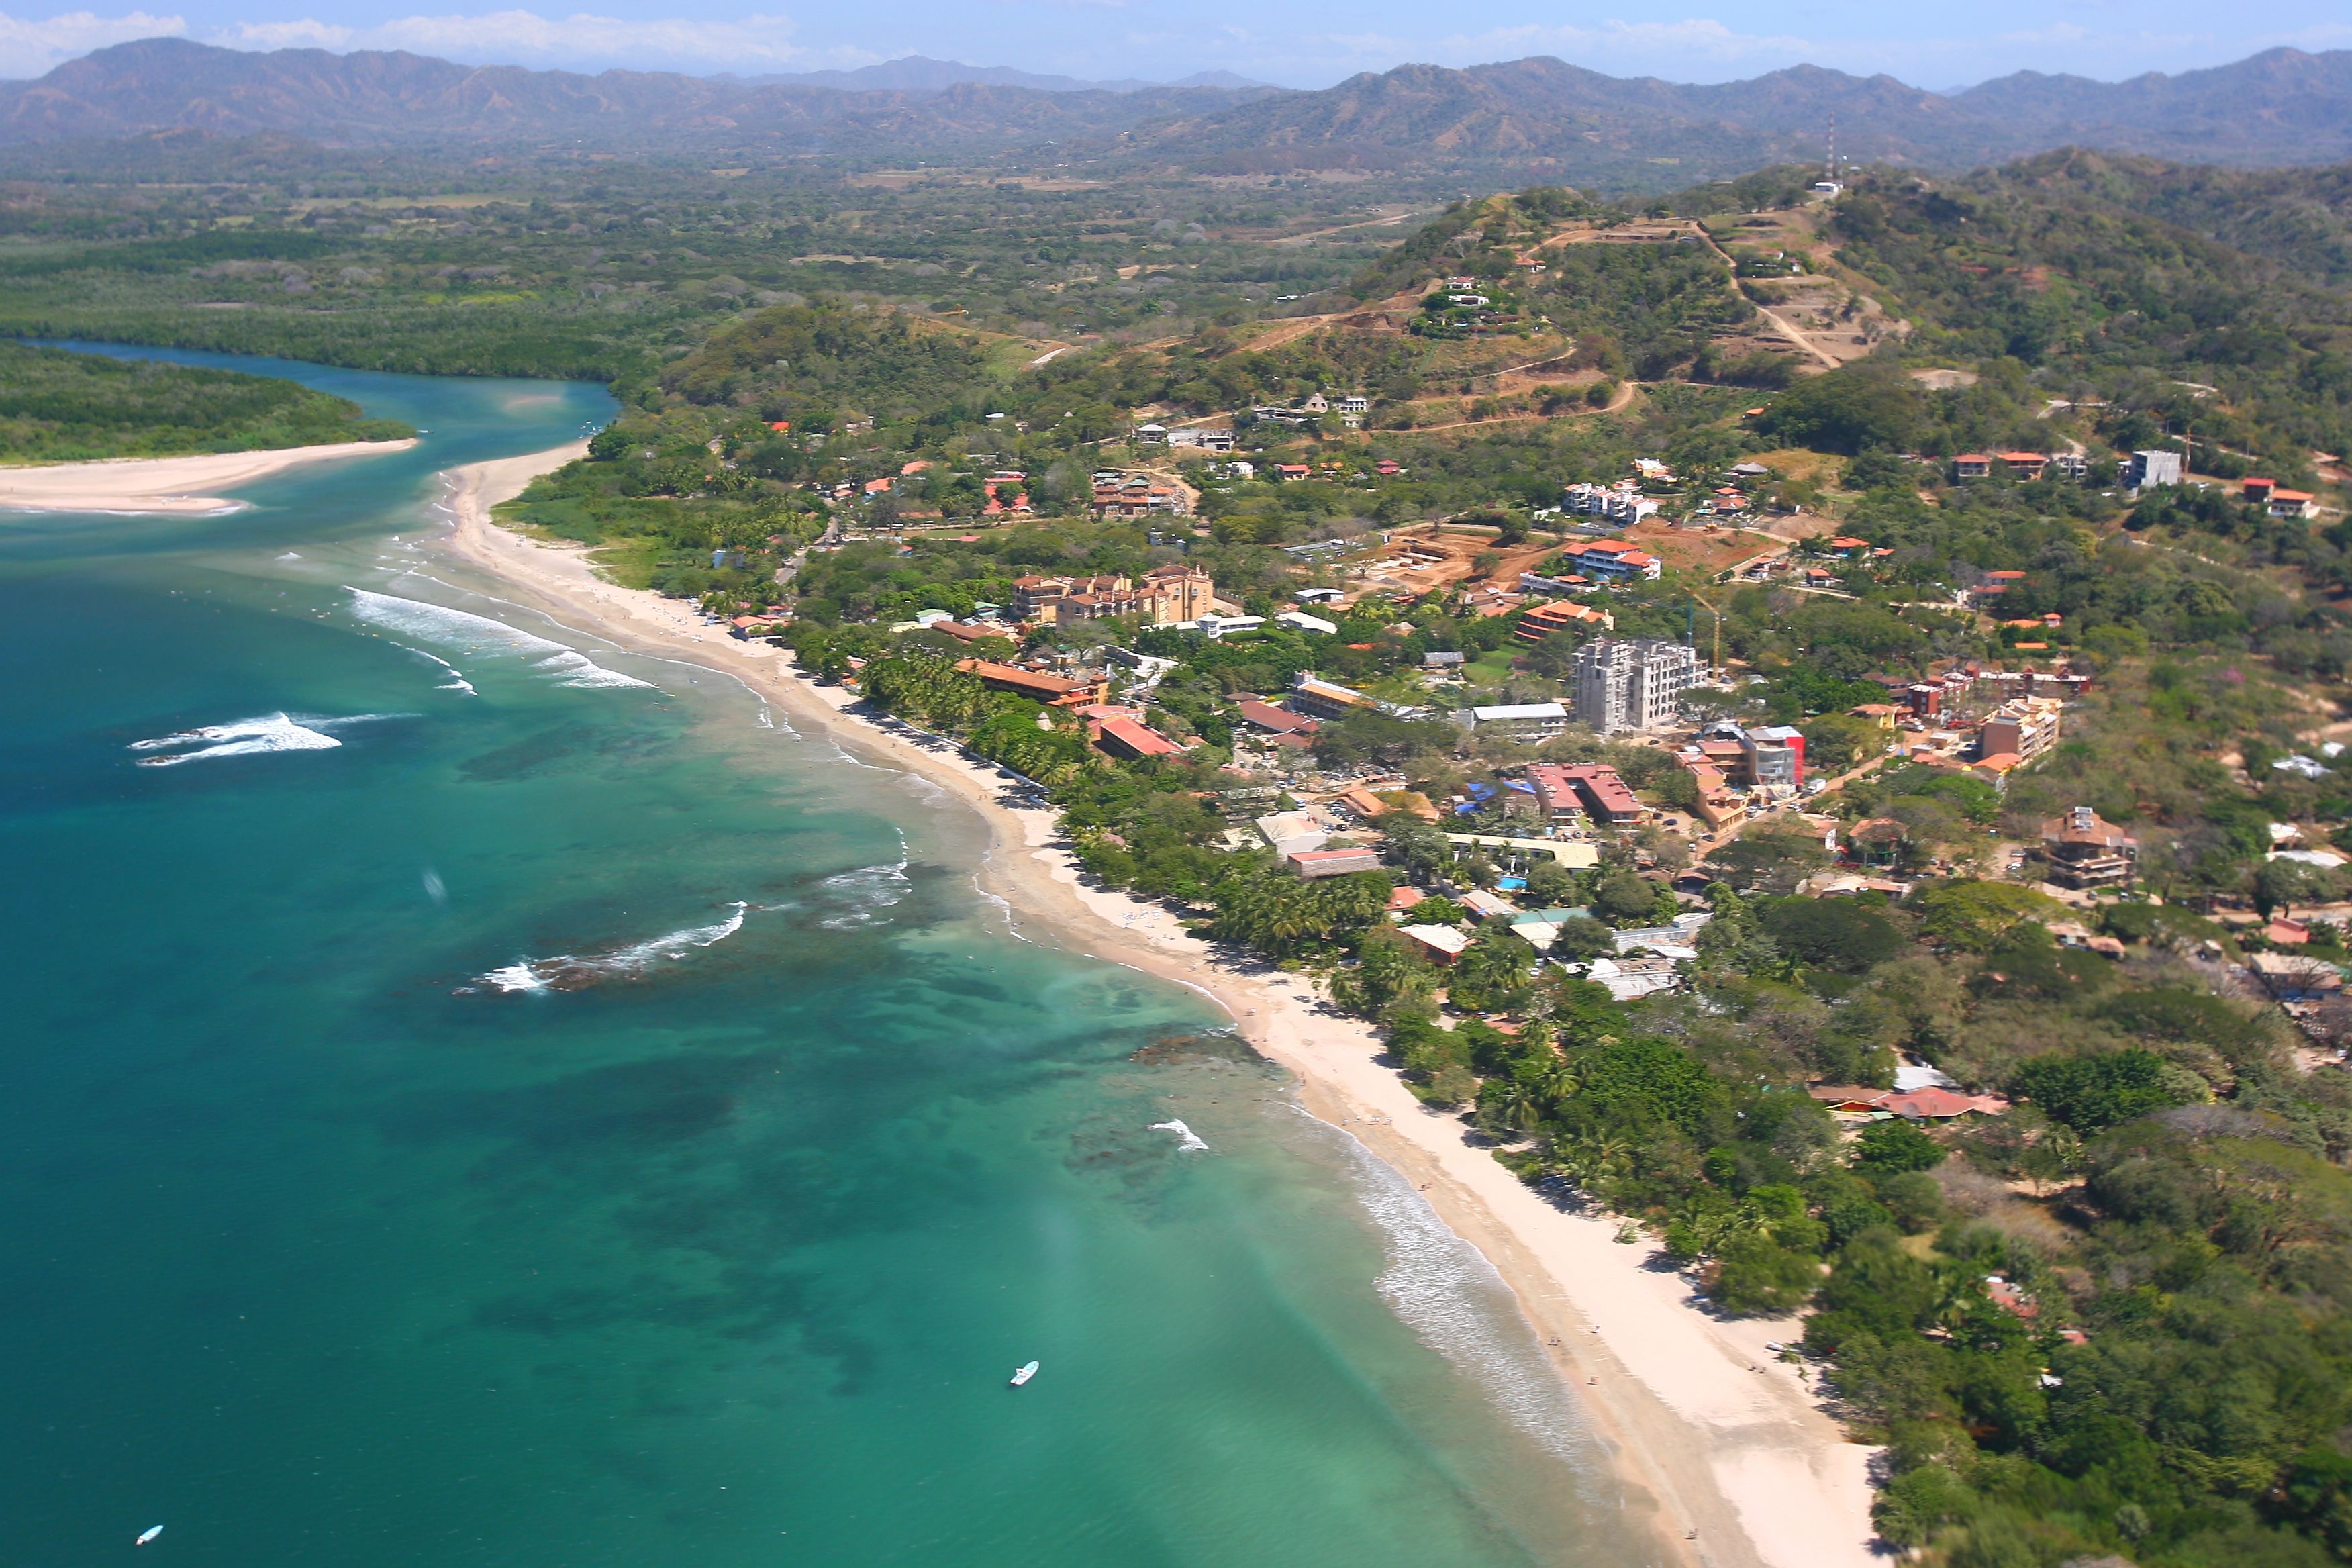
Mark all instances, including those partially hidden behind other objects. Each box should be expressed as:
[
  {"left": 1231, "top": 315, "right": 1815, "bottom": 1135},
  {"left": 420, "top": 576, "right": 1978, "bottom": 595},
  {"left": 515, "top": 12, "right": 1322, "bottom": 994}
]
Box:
[{"left": 1, "top": 3, "right": 2345, "bottom": 96}]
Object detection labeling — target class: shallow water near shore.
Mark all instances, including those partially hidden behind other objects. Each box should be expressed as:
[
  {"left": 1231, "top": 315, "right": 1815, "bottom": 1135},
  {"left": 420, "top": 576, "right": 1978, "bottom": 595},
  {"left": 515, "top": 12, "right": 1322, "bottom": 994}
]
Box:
[{"left": 0, "top": 346, "right": 1653, "bottom": 1567}]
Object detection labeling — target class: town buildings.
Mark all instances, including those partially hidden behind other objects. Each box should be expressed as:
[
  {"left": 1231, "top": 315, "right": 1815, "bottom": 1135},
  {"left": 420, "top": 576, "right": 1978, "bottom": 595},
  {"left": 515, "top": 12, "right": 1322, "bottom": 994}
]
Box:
[
  {"left": 1012, "top": 565, "right": 1214, "bottom": 627},
  {"left": 1514, "top": 600, "right": 1614, "bottom": 641},
  {"left": 2041, "top": 806, "right": 2138, "bottom": 889},
  {"left": 1287, "top": 672, "right": 1375, "bottom": 722},
  {"left": 1571, "top": 638, "right": 1698, "bottom": 735},
  {"left": 1565, "top": 542, "right": 1663, "bottom": 581},
  {"left": 1526, "top": 763, "right": 1643, "bottom": 824},
  {"left": 1469, "top": 703, "right": 1571, "bottom": 740},
  {"left": 952, "top": 658, "right": 1098, "bottom": 705},
  {"left": 1696, "top": 721, "right": 1805, "bottom": 791},
  {"left": 1089, "top": 474, "right": 1191, "bottom": 520},
  {"left": 1561, "top": 481, "right": 1658, "bottom": 526},
  {"left": 1977, "top": 698, "right": 2063, "bottom": 763}
]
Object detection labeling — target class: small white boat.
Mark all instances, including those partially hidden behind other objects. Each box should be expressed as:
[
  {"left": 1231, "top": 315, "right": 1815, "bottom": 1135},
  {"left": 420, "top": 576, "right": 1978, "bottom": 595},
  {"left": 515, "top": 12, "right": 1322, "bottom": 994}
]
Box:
[
  {"left": 136, "top": 1526, "right": 164, "bottom": 1547},
  {"left": 1010, "top": 1361, "right": 1039, "bottom": 1387}
]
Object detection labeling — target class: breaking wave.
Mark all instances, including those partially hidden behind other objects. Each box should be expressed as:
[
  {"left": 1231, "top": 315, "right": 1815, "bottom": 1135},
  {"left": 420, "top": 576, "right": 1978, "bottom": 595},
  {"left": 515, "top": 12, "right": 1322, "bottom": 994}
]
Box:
[
  {"left": 818, "top": 854, "right": 910, "bottom": 929},
  {"left": 346, "top": 588, "right": 652, "bottom": 691},
  {"left": 130, "top": 712, "right": 399, "bottom": 767},
  {"left": 387, "top": 641, "right": 477, "bottom": 695},
  {"left": 1150, "top": 1119, "right": 1210, "bottom": 1153},
  {"left": 476, "top": 902, "right": 750, "bottom": 993}
]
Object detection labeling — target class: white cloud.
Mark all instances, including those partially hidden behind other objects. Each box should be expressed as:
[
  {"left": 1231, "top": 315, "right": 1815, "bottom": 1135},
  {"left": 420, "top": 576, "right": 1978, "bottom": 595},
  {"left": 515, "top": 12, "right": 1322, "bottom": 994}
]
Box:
[
  {"left": 213, "top": 9, "right": 813, "bottom": 70},
  {"left": 0, "top": 8, "right": 183, "bottom": 77}
]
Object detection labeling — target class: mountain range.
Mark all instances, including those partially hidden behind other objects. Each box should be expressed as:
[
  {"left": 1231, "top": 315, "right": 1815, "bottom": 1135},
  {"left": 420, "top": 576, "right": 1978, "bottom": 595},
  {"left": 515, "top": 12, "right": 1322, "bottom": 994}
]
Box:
[
  {"left": 5, "top": 38, "right": 2352, "bottom": 184},
  {"left": 724, "top": 56, "right": 1266, "bottom": 94}
]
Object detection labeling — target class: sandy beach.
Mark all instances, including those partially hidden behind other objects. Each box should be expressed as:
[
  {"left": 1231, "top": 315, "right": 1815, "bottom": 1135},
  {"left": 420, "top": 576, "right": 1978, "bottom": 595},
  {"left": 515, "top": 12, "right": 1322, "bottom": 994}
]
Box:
[
  {"left": 0, "top": 437, "right": 418, "bottom": 514},
  {"left": 436, "top": 443, "right": 1883, "bottom": 1568}
]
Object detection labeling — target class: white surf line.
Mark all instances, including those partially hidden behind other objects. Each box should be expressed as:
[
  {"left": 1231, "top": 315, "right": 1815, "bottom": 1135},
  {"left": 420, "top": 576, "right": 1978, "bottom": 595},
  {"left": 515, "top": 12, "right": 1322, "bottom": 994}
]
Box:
[
  {"left": 968, "top": 871, "right": 1044, "bottom": 947},
  {"left": 406, "top": 569, "right": 789, "bottom": 732},
  {"left": 400, "top": 569, "right": 792, "bottom": 734}
]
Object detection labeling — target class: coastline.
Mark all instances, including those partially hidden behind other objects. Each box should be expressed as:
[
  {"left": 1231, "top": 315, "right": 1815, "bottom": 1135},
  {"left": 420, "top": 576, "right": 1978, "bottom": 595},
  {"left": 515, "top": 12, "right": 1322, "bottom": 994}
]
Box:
[
  {"left": 434, "top": 444, "right": 1882, "bottom": 1568},
  {"left": 0, "top": 436, "right": 419, "bottom": 514}
]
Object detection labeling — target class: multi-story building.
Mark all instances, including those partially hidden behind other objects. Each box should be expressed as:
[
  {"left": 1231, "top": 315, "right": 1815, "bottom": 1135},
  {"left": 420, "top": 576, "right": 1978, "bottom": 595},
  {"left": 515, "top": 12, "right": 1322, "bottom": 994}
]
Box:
[
  {"left": 1016, "top": 565, "right": 1214, "bottom": 626},
  {"left": 1566, "top": 542, "right": 1663, "bottom": 581},
  {"left": 1513, "top": 599, "right": 1614, "bottom": 642},
  {"left": 1287, "top": 672, "right": 1374, "bottom": 722},
  {"left": 1743, "top": 725, "right": 1806, "bottom": 791},
  {"left": 1561, "top": 481, "right": 1658, "bottom": 527},
  {"left": 1526, "top": 763, "right": 1643, "bottom": 824},
  {"left": 1469, "top": 703, "right": 1570, "bottom": 740},
  {"left": 2126, "top": 450, "right": 2184, "bottom": 491},
  {"left": 1090, "top": 475, "right": 1191, "bottom": 520},
  {"left": 1571, "top": 638, "right": 1698, "bottom": 734},
  {"left": 1977, "top": 698, "right": 2063, "bottom": 762},
  {"left": 1012, "top": 573, "right": 1129, "bottom": 623},
  {"left": 1140, "top": 563, "right": 1216, "bottom": 624},
  {"left": 2041, "top": 806, "right": 2137, "bottom": 888}
]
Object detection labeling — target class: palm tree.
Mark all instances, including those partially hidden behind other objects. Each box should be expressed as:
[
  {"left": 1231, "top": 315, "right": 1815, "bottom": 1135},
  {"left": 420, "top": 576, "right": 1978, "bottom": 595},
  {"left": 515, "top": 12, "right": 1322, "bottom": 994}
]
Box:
[
  {"left": 1536, "top": 1057, "right": 1582, "bottom": 1111},
  {"left": 1491, "top": 1080, "right": 1544, "bottom": 1137}
]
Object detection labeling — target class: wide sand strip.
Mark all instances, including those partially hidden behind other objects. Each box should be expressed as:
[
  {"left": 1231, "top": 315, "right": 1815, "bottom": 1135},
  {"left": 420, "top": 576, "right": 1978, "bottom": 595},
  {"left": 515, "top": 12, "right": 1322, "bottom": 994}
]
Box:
[
  {"left": 436, "top": 444, "right": 1883, "bottom": 1568},
  {"left": 0, "top": 438, "right": 418, "bottom": 515}
]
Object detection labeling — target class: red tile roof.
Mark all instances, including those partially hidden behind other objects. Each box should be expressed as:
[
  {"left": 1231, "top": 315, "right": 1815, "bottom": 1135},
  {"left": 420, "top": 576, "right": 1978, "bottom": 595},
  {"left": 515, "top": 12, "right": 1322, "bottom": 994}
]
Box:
[
  {"left": 1236, "top": 700, "right": 1312, "bottom": 734},
  {"left": 1094, "top": 715, "right": 1182, "bottom": 759}
]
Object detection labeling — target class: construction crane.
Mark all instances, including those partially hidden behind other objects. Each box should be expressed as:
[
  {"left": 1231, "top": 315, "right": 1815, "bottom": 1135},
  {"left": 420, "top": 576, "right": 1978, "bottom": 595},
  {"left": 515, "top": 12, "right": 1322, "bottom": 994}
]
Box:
[{"left": 1687, "top": 590, "right": 1728, "bottom": 683}]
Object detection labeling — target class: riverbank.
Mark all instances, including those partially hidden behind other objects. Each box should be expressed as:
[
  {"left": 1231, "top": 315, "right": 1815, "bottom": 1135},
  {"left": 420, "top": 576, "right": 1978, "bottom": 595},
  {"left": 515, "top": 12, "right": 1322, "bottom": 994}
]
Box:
[
  {"left": 436, "top": 444, "right": 1881, "bottom": 1568},
  {"left": 0, "top": 437, "right": 418, "bottom": 514}
]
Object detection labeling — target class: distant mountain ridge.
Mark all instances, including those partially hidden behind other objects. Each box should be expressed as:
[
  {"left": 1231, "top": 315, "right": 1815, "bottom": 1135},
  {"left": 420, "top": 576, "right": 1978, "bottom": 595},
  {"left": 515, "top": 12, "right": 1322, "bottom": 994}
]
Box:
[
  {"left": 725, "top": 56, "right": 1266, "bottom": 94},
  {"left": 1136, "top": 49, "right": 2352, "bottom": 175},
  {"left": 5, "top": 39, "right": 2352, "bottom": 181},
  {"left": 0, "top": 38, "right": 1253, "bottom": 155}
]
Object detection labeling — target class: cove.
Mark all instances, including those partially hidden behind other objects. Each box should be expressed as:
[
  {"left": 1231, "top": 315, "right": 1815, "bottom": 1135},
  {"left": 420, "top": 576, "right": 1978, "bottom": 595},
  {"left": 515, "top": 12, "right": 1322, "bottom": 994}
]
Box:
[{"left": 0, "top": 346, "right": 1649, "bottom": 1568}]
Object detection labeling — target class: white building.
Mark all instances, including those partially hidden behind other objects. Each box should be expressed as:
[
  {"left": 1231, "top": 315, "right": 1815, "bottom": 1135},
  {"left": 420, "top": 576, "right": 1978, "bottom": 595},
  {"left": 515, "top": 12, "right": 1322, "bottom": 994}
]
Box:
[
  {"left": 1562, "top": 481, "right": 1658, "bottom": 527},
  {"left": 1469, "top": 702, "right": 1571, "bottom": 740},
  {"left": 2126, "top": 450, "right": 2184, "bottom": 491},
  {"left": 1571, "top": 638, "right": 1698, "bottom": 735}
]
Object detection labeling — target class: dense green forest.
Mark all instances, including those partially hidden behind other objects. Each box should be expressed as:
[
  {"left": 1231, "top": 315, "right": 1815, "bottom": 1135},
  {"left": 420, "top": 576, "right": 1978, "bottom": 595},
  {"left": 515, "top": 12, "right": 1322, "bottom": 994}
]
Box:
[
  {"left": 1827, "top": 162, "right": 2352, "bottom": 475},
  {"left": 0, "top": 340, "right": 411, "bottom": 461}
]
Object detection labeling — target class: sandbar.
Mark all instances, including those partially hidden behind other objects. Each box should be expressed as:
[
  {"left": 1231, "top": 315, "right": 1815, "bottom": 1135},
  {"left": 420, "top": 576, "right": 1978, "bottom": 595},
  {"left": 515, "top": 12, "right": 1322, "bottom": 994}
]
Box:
[
  {"left": 0, "top": 438, "right": 418, "bottom": 515},
  {"left": 434, "top": 443, "right": 1883, "bottom": 1568}
]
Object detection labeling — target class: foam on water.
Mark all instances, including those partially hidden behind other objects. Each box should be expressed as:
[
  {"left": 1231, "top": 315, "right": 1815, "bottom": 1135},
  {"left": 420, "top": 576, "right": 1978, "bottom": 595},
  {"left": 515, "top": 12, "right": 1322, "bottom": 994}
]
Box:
[
  {"left": 388, "top": 641, "right": 477, "bottom": 695},
  {"left": 129, "top": 711, "right": 402, "bottom": 767},
  {"left": 1150, "top": 1119, "right": 1210, "bottom": 1153},
  {"left": 818, "top": 853, "right": 911, "bottom": 929},
  {"left": 477, "top": 901, "right": 750, "bottom": 993},
  {"left": 346, "top": 589, "right": 653, "bottom": 690},
  {"left": 1330, "top": 1122, "right": 1599, "bottom": 1470}
]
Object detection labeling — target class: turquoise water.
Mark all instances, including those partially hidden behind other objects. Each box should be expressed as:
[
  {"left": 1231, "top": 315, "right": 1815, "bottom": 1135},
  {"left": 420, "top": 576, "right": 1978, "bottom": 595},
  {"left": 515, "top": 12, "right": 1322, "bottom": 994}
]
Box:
[{"left": 0, "top": 348, "right": 1650, "bottom": 1567}]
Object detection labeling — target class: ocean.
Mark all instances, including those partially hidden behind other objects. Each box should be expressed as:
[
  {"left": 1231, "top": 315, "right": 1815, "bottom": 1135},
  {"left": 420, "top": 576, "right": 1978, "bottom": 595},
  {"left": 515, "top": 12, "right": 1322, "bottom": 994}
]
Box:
[{"left": 0, "top": 347, "right": 1651, "bottom": 1567}]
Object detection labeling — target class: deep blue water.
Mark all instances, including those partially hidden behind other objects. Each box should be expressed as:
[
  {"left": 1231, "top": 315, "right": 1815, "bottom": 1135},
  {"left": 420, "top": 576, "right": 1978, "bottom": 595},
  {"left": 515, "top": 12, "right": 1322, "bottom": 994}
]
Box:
[{"left": 0, "top": 346, "right": 1647, "bottom": 1567}]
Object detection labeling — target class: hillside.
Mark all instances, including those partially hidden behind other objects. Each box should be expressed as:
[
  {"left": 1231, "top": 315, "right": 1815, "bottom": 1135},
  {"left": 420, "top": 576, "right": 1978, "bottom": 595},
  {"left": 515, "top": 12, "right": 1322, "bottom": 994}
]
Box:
[
  {"left": 0, "top": 38, "right": 1248, "bottom": 157},
  {"left": 8, "top": 41, "right": 2352, "bottom": 185},
  {"left": 1138, "top": 49, "right": 2352, "bottom": 180}
]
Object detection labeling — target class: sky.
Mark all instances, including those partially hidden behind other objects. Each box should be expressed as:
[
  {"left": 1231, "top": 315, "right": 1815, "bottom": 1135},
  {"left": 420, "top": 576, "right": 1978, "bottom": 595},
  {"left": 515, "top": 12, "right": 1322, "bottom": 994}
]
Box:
[{"left": 1, "top": 0, "right": 2347, "bottom": 90}]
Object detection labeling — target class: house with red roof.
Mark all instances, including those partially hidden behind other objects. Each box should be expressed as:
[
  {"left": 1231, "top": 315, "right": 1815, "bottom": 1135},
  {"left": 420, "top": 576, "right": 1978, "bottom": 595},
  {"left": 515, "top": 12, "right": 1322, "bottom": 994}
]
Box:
[{"left": 1091, "top": 713, "right": 1185, "bottom": 760}]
